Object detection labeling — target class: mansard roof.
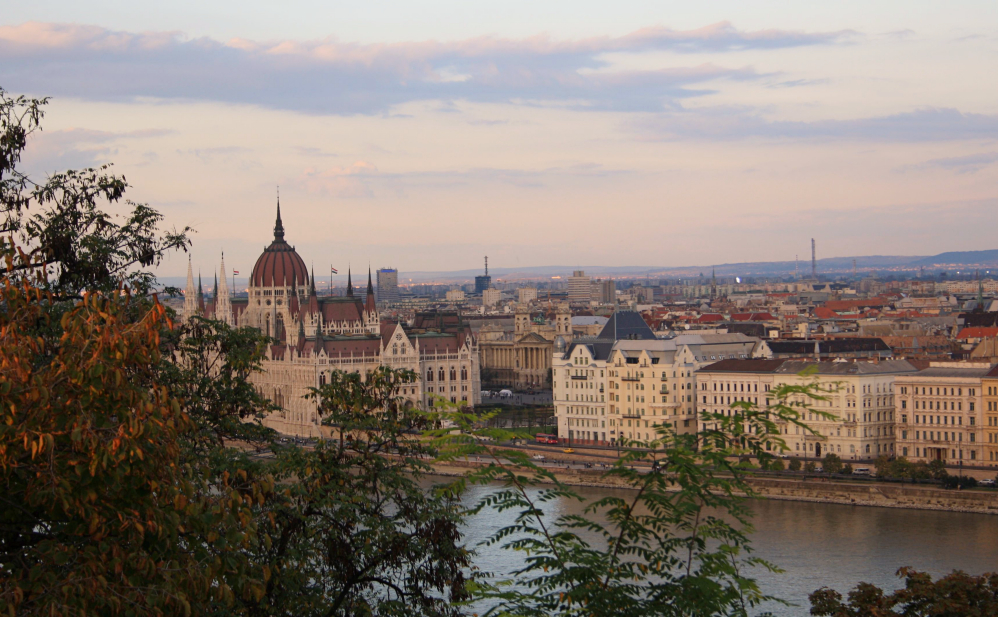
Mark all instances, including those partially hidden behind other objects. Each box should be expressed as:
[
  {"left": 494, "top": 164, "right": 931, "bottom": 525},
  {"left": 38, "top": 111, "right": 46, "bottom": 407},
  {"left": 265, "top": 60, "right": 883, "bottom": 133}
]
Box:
[{"left": 598, "top": 311, "right": 657, "bottom": 341}]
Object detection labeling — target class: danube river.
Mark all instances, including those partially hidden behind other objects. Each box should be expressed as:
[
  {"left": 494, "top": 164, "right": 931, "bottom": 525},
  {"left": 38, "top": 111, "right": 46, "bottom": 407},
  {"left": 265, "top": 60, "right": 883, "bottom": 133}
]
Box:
[{"left": 449, "top": 480, "right": 998, "bottom": 615}]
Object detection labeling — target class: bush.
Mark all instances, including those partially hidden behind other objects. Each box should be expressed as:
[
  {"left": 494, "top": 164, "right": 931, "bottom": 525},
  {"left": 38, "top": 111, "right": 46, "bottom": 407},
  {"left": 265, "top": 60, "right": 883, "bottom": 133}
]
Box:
[
  {"left": 789, "top": 458, "right": 802, "bottom": 471},
  {"left": 941, "top": 475, "right": 977, "bottom": 490},
  {"left": 804, "top": 461, "right": 817, "bottom": 473},
  {"left": 769, "top": 459, "right": 785, "bottom": 471},
  {"left": 822, "top": 453, "right": 843, "bottom": 475},
  {"left": 842, "top": 463, "right": 853, "bottom": 475}
]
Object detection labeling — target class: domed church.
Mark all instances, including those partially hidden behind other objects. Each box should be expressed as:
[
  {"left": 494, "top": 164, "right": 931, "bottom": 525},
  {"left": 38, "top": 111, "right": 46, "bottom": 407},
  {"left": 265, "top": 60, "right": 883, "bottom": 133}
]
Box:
[{"left": 184, "top": 200, "right": 481, "bottom": 436}]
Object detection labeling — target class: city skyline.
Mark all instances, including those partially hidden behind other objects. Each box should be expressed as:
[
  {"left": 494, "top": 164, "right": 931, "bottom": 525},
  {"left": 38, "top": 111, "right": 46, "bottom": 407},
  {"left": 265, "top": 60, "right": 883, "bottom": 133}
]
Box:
[{"left": 2, "top": 1, "right": 997, "bottom": 275}]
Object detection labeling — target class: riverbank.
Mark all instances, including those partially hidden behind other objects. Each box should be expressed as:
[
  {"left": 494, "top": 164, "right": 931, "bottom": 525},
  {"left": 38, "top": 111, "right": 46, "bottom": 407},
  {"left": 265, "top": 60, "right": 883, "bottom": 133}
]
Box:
[{"left": 428, "top": 459, "right": 998, "bottom": 515}]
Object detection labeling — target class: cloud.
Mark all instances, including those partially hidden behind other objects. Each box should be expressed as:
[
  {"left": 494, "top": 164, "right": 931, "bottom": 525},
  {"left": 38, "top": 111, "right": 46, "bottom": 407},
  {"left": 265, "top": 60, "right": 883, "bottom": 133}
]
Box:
[
  {"left": 20, "top": 126, "right": 173, "bottom": 171},
  {"left": 0, "top": 21, "right": 851, "bottom": 115},
  {"left": 293, "top": 161, "right": 632, "bottom": 196},
  {"left": 297, "top": 161, "right": 378, "bottom": 197},
  {"left": 628, "top": 106, "right": 998, "bottom": 142},
  {"left": 907, "top": 151, "right": 998, "bottom": 174}
]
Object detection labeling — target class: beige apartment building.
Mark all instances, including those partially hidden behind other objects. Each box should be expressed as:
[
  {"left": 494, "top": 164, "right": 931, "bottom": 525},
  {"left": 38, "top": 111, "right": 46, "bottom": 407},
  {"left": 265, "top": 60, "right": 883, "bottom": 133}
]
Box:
[
  {"left": 553, "top": 337, "right": 611, "bottom": 445},
  {"left": 697, "top": 359, "right": 917, "bottom": 460},
  {"left": 895, "top": 363, "right": 991, "bottom": 464},
  {"left": 983, "top": 365, "right": 998, "bottom": 467},
  {"left": 606, "top": 341, "right": 697, "bottom": 444}
]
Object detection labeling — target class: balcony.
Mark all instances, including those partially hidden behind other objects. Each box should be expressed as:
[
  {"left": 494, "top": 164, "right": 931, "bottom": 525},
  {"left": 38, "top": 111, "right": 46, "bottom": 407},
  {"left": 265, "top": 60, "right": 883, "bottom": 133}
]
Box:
[
  {"left": 621, "top": 376, "right": 640, "bottom": 382},
  {"left": 620, "top": 411, "right": 642, "bottom": 418},
  {"left": 571, "top": 375, "right": 588, "bottom": 380}
]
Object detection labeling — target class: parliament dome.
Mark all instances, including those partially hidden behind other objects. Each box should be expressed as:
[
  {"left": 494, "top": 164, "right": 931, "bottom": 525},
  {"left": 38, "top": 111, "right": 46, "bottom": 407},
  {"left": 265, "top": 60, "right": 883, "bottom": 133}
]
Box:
[{"left": 250, "top": 203, "right": 309, "bottom": 288}]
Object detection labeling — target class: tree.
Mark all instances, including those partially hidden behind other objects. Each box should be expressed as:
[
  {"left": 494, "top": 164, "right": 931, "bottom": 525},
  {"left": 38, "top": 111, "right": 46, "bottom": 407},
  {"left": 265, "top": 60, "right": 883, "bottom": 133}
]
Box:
[
  {"left": 842, "top": 464, "right": 853, "bottom": 475},
  {"left": 805, "top": 461, "right": 817, "bottom": 473},
  {"left": 0, "top": 277, "right": 205, "bottom": 614},
  {"left": 236, "top": 368, "right": 471, "bottom": 616},
  {"left": 810, "top": 568, "right": 998, "bottom": 616},
  {"left": 789, "top": 457, "right": 803, "bottom": 471},
  {"left": 769, "top": 459, "right": 785, "bottom": 471},
  {"left": 437, "top": 380, "right": 832, "bottom": 616},
  {"left": 0, "top": 89, "right": 189, "bottom": 301},
  {"left": 822, "top": 453, "right": 843, "bottom": 475}
]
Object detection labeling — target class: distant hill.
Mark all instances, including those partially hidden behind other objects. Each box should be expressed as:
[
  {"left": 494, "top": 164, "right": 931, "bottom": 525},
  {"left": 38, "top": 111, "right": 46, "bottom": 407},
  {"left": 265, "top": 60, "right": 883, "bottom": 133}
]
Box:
[
  {"left": 155, "top": 249, "right": 998, "bottom": 287},
  {"left": 906, "top": 250, "right": 998, "bottom": 267}
]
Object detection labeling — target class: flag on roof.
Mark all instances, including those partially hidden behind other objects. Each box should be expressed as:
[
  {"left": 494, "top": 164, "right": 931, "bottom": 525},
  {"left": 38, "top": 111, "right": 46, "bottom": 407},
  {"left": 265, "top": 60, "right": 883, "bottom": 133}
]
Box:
[
  {"left": 233, "top": 270, "right": 239, "bottom": 275},
  {"left": 330, "top": 266, "right": 338, "bottom": 274}
]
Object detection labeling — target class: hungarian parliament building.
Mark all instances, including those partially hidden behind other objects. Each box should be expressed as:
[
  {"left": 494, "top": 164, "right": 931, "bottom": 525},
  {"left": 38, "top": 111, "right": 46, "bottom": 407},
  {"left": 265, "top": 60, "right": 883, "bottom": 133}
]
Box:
[{"left": 182, "top": 202, "right": 481, "bottom": 436}]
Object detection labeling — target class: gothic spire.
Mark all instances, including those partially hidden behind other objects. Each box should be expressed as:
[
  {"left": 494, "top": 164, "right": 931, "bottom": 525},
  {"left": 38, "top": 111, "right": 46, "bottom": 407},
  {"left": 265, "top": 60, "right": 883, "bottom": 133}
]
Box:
[
  {"left": 274, "top": 190, "right": 285, "bottom": 242},
  {"left": 310, "top": 263, "right": 316, "bottom": 295},
  {"left": 346, "top": 267, "right": 354, "bottom": 297},
  {"left": 183, "top": 257, "right": 197, "bottom": 319},
  {"left": 366, "top": 267, "right": 374, "bottom": 296}
]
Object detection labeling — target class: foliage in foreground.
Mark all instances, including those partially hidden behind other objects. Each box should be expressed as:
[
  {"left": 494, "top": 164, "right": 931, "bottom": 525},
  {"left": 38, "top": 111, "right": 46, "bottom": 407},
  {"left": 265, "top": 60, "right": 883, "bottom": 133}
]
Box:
[
  {"left": 810, "top": 568, "right": 998, "bottom": 616},
  {"left": 433, "top": 382, "right": 836, "bottom": 616}
]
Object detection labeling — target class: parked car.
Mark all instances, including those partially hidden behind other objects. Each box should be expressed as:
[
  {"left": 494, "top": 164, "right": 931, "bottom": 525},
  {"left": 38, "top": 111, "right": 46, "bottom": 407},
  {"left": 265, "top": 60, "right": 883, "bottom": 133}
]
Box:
[
  {"left": 531, "top": 454, "right": 546, "bottom": 461},
  {"left": 853, "top": 467, "right": 872, "bottom": 476},
  {"left": 563, "top": 448, "right": 575, "bottom": 454},
  {"left": 979, "top": 478, "right": 995, "bottom": 487}
]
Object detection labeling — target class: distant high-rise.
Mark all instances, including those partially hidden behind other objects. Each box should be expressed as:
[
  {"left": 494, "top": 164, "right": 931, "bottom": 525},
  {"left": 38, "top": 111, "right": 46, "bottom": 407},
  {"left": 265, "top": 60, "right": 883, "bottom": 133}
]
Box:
[
  {"left": 568, "top": 270, "right": 592, "bottom": 303},
  {"left": 377, "top": 267, "right": 399, "bottom": 304},
  {"left": 475, "top": 256, "right": 492, "bottom": 293}
]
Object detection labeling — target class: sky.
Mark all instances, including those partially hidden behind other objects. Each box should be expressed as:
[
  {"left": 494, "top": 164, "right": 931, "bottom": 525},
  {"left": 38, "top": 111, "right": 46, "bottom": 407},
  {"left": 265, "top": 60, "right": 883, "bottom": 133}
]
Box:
[{"left": 2, "top": 1, "right": 997, "bottom": 279}]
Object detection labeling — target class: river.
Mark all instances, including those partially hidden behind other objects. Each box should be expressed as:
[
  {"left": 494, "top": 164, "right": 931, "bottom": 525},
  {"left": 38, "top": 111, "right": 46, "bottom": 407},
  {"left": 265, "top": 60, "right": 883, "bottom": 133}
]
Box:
[{"left": 447, "top": 479, "right": 998, "bottom": 615}]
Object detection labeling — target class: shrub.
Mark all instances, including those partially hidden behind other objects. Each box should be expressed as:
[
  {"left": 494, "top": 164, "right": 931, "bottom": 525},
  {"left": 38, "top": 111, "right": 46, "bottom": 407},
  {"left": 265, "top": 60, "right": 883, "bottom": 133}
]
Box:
[
  {"left": 789, "top": 458, "right": 802, "bottom": 471},
  {"left": 804, "top": 461, "right": 817, "bottom": 473},
  {"left": 822, "top": 453, "right": 843, "bottom": 475}
]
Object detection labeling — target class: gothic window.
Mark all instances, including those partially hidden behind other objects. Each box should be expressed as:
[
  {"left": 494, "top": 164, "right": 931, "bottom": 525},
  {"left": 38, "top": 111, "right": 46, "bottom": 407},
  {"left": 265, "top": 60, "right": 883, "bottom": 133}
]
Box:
[
  {"left": 427, "top": 369, "right": 433, "bottom": 382},
  {"left": 439, "top": 368, "right": 445, "bottom": 381},
  {"left": 461, "top": 367, "right": 468, "bottom": 380},
  {"left": 450, "top": 367, "right": 457, "bottom": 381}
]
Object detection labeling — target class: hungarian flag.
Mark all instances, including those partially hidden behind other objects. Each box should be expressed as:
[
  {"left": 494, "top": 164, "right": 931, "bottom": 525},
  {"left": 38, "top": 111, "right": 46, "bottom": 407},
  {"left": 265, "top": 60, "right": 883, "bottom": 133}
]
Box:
[
  {"left": 232, "top": 270, "right": 240, "bottom": 275},
  {"left": 330, "top": 267, "right": 338, "bottom": 274}
]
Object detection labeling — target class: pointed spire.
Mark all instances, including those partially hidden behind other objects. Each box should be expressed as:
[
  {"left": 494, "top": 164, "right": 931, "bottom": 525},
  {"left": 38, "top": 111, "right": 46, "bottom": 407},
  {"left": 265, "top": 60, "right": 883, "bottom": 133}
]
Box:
[
  {"left": 216, "top": 252, "right": 232, "bottom": 325},
  {"left": 365, "top": 267, "right": 376, "bottom": 313},
  {"left": 197, "top": 272, "right": 205, "bottom": 314},
  {"left": 273, "top": 188, "right": 285, "bottom": 242},
  {"left": 184, "top": 257, "right": 197, "bottom": 320},
  {"left": 346, "top": 267, "right": 354, "bottom": 297},
  {"left": 310, "top": 263, "right": 316, "bottom": 296}
]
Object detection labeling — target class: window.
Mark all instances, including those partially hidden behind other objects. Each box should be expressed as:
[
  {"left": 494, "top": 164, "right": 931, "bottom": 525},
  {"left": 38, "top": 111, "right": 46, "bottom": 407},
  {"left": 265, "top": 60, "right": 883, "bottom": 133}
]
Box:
[{"left": 426, "top": 369, "right": 433, "bottom": 382}]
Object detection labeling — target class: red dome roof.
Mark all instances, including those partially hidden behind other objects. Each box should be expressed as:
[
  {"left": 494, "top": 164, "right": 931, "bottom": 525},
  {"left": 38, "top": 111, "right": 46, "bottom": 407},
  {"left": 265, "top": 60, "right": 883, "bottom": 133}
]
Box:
[{"left": 250, "top": 203, "right": 309, "bottom": 288}]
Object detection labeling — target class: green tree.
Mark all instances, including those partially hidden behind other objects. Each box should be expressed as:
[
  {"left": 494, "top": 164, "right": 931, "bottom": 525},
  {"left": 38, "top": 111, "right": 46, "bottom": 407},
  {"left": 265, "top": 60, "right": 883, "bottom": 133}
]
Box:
[
  {"left": 237, "top": 368, "right": 471, "bottom": 616},
  {"left": 789, "top": 457, "right": 803, "bottom": 471},
  {"left": 822, "top": 453, "right": 843, "bottom": 475},
  {"left": 805, "top": 461, "right": 817, "bottom": 473},
  {"left": 842, "top": 464, "right": 853, "bottom": 475},
  {"left": 810, "top": 568, "right": 998, "bottom": 616},
  {"left": 0, "top": 89, "right": 189, "bottom": 300}
]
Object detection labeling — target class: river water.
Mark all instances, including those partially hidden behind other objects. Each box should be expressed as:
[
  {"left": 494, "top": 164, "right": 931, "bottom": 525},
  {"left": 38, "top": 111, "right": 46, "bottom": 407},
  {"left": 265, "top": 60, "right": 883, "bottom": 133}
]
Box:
[{"left": 447, "top": 480, "right": 998, "bottom": 615}]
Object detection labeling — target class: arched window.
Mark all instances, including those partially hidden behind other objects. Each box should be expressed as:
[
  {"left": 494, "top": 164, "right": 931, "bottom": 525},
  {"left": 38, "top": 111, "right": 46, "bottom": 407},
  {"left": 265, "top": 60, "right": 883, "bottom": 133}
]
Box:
[
  {"left": 450, "top": 367, "right": 457, "bottom": 381},
  {"left": 426, "top": 369, "right": 434, "bottom": 382},
  {"left": 461, "top": 367, "right": 468, "bottom": 380},
  {"left": 439, "top": 368, "right": 445, "bottom": 381}
]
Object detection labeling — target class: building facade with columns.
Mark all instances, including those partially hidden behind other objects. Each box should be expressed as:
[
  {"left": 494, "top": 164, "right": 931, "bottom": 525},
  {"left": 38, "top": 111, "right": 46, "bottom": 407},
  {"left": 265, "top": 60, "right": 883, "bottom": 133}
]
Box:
[
  {"left": 184, "top": 203, "right": 480, "bottom": 436},
  {"left": 478, "top": 304, "right": 571, "bottom": 389}
]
